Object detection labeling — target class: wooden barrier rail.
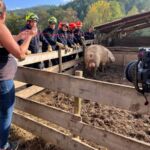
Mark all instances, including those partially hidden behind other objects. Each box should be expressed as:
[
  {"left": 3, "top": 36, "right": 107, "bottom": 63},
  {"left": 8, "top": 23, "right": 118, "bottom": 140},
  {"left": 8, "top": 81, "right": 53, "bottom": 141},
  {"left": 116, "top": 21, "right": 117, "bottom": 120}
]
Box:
[
  {"left": 15, "top": 67, "right": 150, "bottom": 114},
  {"left": 14, "top": 96, "right": 150, "bottom": 150},
  {"left": 45, "top": 58, "right": 83, "bottom": 73},
  {"left": 13, "top": 110, "right": 96, "bottom": 150},
  {"left": 17, "top": 48, "right": 82, "bottom": 66}
]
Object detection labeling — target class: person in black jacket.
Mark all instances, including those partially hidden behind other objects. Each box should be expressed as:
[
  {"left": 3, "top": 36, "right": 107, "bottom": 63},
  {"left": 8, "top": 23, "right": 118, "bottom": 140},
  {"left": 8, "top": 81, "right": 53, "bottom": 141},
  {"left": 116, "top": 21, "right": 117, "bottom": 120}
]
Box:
[
  {"left": 68, "top": 22, "right": 78, "bottom": 48},
  {"left": 57, "top": 22, "right": 72, "bottom": 62},
  {"left": 84, "top": 27, "right": 95, "bottom": 40},
  {"left": 42, "top": 16, "right": 61, "bottom": 52},
  {"left": 74, "top": 21, "right": 85, "bottom": 58},
  {"left": 20, "top": 12, "right": 49, "bottom": 69},
  {"left": 74, "top": 21, "right": 85, "bottom": 46},
  {"left": 42, "top": 16, "right": 59, "bottom": 67},
  {"left": 57, "top": 22, "right": 68, "bottom": 46},
  {"left": 42, "top": 17, "right": 67, "bottom": 66}
]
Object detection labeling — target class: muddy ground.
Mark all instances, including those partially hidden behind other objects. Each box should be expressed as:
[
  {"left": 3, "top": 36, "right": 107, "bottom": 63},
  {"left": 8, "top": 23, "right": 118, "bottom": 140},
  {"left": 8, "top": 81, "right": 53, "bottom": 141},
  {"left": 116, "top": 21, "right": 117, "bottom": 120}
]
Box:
[{"left": 11, "top": 64, "right": 150, "bottom": 149}]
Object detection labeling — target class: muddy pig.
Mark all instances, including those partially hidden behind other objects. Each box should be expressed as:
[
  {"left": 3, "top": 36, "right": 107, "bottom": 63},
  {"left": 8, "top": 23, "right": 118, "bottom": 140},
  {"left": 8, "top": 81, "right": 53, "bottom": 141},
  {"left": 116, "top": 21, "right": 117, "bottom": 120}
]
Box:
[{"left": 84, "top": 44, "right": 115, "bottom": 75}]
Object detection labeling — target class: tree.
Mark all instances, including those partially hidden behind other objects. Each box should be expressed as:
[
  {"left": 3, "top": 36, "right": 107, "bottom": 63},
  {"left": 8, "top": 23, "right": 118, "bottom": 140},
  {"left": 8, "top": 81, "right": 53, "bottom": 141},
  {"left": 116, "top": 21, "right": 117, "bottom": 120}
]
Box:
[
  {"left": 48, "top": 7, "right": 78, "bottom": 23},
  {"left": 109, "top": 0, "right": 124, "bottom": 20},
  {"left": 127, "top": 5, "right": 139, "bottom": 16},
  {"left": 84, "top": 0, "right": 124, "bottom": 29},
  {"left": 6, "top": 12, "right": 26, "bottom": 34}
]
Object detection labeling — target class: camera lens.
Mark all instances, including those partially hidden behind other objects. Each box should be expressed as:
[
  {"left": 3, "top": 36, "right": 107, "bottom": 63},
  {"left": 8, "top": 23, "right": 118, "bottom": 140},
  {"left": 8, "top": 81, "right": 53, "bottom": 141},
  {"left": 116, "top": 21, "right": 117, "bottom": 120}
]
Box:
[{"left": 124, "top": 60, "right": 137, "bottom": 82}]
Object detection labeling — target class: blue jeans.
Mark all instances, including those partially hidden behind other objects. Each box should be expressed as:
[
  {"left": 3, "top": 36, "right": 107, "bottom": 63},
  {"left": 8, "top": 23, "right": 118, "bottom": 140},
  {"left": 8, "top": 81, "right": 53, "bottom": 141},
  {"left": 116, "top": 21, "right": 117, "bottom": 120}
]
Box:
[{"left": 0, "top": 80, "right": 15, "bottom": 149}]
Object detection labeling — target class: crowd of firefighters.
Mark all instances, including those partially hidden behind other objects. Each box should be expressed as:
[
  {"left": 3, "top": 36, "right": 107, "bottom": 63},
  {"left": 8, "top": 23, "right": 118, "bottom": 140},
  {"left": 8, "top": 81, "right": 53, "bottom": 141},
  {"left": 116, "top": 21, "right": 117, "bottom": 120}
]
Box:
[{"left": 19, "top": 12, "right": 95, "bottom": 68}]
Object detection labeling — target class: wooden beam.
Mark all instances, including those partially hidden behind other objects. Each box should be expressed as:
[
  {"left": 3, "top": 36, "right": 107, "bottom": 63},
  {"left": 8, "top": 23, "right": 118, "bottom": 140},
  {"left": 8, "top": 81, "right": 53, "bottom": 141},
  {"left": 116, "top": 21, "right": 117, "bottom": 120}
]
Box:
[
  {"left": 58, "top": 48, "right": 62, "bottom": 73},
  {"left": 63, "top": 68, "right": 75, "bottom": 75},
  {"left": 14, "top": 81, "right": 27, "bottom": 92},
  {"left": 108, "top": 46, "right": 138, "bottom": 52},
  {"left": 15, "top": 67, "right": 150, "bottom": 114},
  {"left": 119, "top": 23, "right": 150, "bottom": 34},
  {"left": 84, "top": 40, "right": 94, "bottom": 45},
  {"left": 13, "top": 111, "right": 97, "bottom": 150},
  {"left": 18, "top": 48, "right": 82, "bottom": 66},
  {"left": 45, "top": 58, "right": 83, "bottom": 73},
  {"left": 112, "top": 51, "right": 137, "bottom": 66},
  {"left": 14, "top": 81, "right": 27, "bottom": 89},
  {"left": 74, "top": 71, "right": 83, "bottom": 116},
  {"left": 16, "top": 85, "right": 44, "bottom": 98},
  {"left": 15, "top": 59, "right": 82, "bottom": 98},
  {"left": 15, "top": 97, "right": 150, "bottom": 150}
]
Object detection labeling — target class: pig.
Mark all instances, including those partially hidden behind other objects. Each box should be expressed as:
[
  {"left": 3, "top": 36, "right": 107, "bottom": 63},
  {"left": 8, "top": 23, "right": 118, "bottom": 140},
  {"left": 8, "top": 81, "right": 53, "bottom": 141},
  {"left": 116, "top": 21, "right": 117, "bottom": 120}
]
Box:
[{"left": 84, "top": 44, "right": 115, "bottom": 76}]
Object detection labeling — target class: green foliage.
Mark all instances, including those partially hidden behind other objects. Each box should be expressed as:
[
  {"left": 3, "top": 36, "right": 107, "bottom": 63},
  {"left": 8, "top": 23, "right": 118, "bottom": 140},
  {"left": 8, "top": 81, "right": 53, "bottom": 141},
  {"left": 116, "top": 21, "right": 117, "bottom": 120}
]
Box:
[
  {"left": 47, "top": 7, "right": 78, "bottom": 23},
  {"left": 6, "top": 12, "right": 26, "bottom": 34},
  {"left": 83, "top": 0, "right": 124, "bottom": 29},
  {"left": 109, "top": 0, "right": 124, "bottom": 20},
  {"left": 127, "top": 5, "right": 139, "bottom": 16},
  {"left": 63, "top": 0, "right": 97, "bottom": 21}
]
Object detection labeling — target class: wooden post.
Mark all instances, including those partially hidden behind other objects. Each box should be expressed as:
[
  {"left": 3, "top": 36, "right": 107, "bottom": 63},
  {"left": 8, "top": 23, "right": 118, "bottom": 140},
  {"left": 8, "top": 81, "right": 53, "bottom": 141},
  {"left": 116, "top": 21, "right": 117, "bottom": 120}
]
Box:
[
  {"left": 74, "top": 71, "right": 83, "bottom": 116},
  {"left": 58, "top": 48, "right": 62, "bottom": 73}
]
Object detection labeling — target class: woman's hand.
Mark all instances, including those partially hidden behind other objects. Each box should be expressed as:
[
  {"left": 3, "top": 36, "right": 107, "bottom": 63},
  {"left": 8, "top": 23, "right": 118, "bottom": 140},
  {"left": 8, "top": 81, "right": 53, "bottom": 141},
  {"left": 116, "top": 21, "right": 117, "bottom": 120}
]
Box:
[
  {"left": 18, "top": 30, "right": 29, "bottom": 40},
  {"left": 29, "top": 27, "right": 38, "bottom": 37},
  {"left": 17, "top": 27, "right": 38, "bottom": 41}
]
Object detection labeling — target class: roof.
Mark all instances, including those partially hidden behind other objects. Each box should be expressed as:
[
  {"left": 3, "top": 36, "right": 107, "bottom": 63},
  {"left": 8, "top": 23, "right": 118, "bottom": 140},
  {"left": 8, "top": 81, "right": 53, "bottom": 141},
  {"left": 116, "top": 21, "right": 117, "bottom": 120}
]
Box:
[{"left": 94, "top": 11, "right": 150, "bottom": 33}]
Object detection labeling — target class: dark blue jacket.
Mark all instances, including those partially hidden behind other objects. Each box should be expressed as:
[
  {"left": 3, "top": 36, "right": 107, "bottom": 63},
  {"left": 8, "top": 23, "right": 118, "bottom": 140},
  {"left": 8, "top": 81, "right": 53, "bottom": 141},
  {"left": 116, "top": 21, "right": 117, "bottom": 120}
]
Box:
[
  {"left": 20, "top": 24, "right": 49, "bottom": 54},
  {"left": 84, "top": 31, "right": 94, "bottom": 40},
  {"left": 74, "top": 29, "right": 84, "bottom": 45},
  {"left": 57, "top": 29, "right": 68, "bottom": 46},
  {"left": 67, "top": 31, "right": 77, "bottom": 47},
  {"left": 42, "top": 27, "right": 58, "bottom": 51}
]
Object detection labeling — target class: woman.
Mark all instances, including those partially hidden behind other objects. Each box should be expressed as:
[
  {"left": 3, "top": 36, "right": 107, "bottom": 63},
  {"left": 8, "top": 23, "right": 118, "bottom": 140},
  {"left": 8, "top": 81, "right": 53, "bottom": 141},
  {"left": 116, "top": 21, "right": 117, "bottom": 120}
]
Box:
[{"left": 0, "top": 1, "right": 37, "bottom": 150}]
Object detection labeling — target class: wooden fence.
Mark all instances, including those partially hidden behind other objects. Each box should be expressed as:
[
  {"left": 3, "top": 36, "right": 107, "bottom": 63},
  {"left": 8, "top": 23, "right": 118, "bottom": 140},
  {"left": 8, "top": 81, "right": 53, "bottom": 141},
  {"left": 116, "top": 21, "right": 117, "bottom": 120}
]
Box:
[{"left": 12, "top": 45, "right": 150, "bottom": 150}]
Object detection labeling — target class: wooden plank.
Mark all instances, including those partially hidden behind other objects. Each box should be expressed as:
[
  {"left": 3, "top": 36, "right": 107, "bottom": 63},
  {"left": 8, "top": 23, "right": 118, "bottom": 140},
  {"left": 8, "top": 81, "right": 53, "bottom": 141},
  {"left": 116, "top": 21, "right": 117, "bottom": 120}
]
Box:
[
  {"left": 74, "top": 71, "right": 83, "bottom": 116},
  {"left": 15, "top": 61, "right": 81, "bottom": 99},
  {"left": 73, "top": 122, "right": 150, "bottom": 150},
  {"left": 112, "top": 51, "right": 137, "bottom": 66},
  {"left": 58, "top": 48, "right": 62, "bottom": 73},
  {"left": 15, "top": 97, "right": 150, "bottom": 150},
  {"left": 18, "top": 48, "right": 82, "bottom": 66},
  {"left": 14, "top": 81, "right": 27, "bottom": 92},
  {"left": 16, "top": 85, "right": 44, "bottom": 98},
  {"left": 45, "top": 58, "right": 83, "bottom": 73},
  {"left": 15, "top": 67, "right": 150, "bottom": 114},
  {"left": 14, "top": 81, "right": 27, "bottom": 89},
  {"left": 108, "top": 47, "right": 138, "bottom": 52},
  {"left": 13, "top": 111, "right": 97, "bottom": 150},
  {"left": 84, "top": 40, "right": 94, "bottom": 45},
  {"left": 63, "top": 68, "right": 75, "bottom": 75}
]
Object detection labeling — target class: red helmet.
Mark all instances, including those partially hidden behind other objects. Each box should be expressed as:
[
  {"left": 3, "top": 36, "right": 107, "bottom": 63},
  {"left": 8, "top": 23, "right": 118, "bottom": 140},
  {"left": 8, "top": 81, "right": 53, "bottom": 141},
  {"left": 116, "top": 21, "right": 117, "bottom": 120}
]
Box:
[
  {"left": 58, "top": 22, "right": 62, "bottom": 29},
  {"left": 69, "top": 22, "right": 77, "bottom": 30},
  {"left": 76, "top": 21, "right": 83, "bottom": 27}
]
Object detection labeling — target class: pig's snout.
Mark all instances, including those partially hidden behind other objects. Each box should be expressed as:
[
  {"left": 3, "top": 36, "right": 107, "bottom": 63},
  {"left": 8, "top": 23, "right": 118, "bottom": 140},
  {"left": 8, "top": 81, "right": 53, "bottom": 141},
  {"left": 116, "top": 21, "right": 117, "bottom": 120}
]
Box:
[{"left": 88, "top": 62, "right": 96, "bottom": 71}]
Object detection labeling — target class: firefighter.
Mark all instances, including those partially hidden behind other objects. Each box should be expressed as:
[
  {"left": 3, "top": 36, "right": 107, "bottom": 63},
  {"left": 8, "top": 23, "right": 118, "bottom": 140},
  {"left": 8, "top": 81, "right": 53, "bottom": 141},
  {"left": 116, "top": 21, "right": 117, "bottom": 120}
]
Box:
[
  {"left": 42, "top": 16, "right": 63, "bottom": 67},
  {"left": 57, "top": 22, "right": 72, "bottom": 52},
  {"left": 57, "top": 22, "right": 72, "bottom": 62},
  {"left": 42, "top": 16, "right": 64, "bottom": 52},
  {"left": 20, "top": 12, "right": 49, "bottom": 69},
  {"left": 74, "top": 21, "right": 85, "bottom": 58},
  {"left": 68, "top": 22, "right": 78, "bottom": 49},
  {"left": 84, "top": 26, "right": 95, "bottom": 40},
  {"left": 74, "top": 21, "right": 85, "bottom": 46}
]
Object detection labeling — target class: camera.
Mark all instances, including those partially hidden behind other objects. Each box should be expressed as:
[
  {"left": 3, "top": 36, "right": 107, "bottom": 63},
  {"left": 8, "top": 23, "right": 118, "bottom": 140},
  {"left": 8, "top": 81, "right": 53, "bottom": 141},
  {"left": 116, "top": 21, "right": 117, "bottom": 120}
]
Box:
[{"left": 125, "top": 47, "right": 150, "bottom": 93}]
